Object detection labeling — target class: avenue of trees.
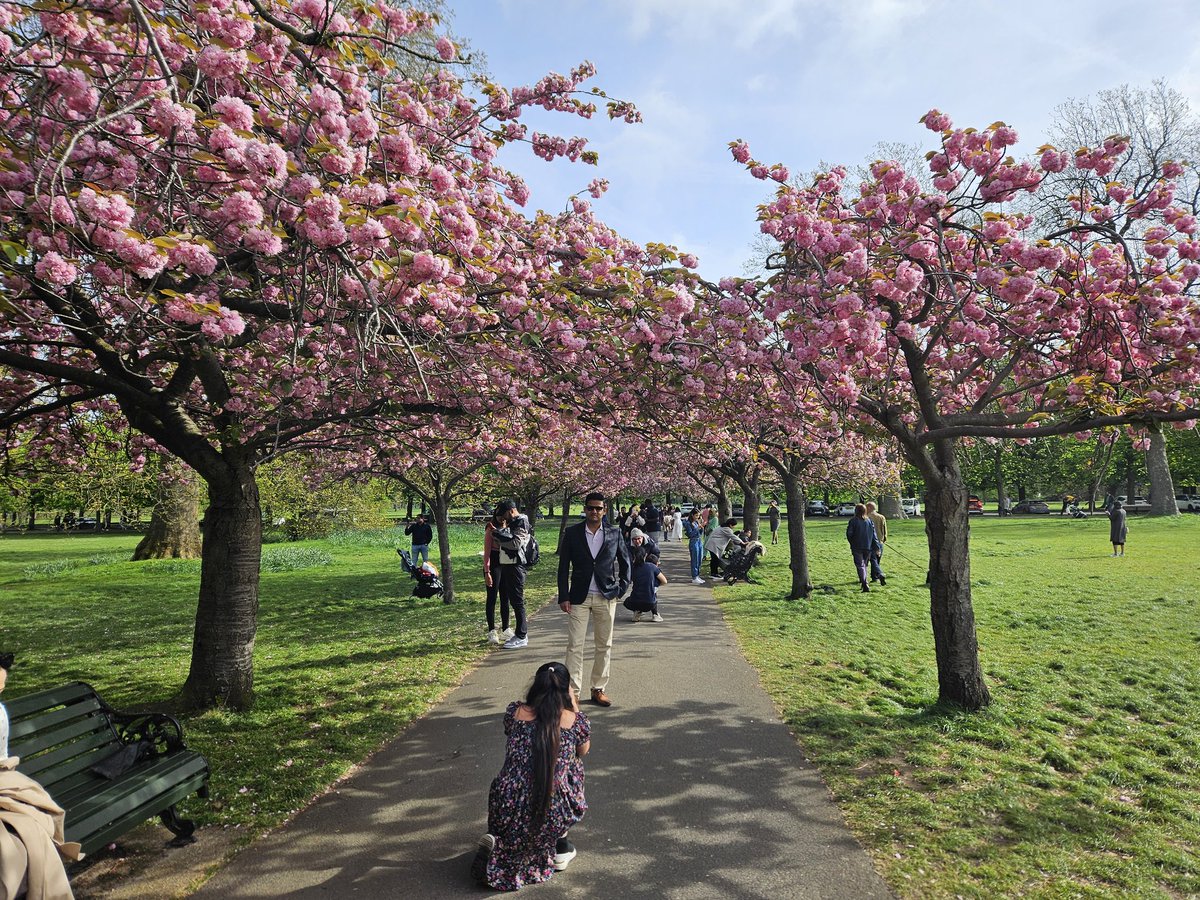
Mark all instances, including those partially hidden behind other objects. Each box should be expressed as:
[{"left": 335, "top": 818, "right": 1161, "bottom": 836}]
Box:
[{"left": 2, "top": 1, "right": 1198, "bottom": 713}]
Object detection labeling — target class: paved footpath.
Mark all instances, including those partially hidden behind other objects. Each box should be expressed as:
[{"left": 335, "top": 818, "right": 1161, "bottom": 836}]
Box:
[{"left": 196, "top": 542, "right": 892, "bottom": 899}]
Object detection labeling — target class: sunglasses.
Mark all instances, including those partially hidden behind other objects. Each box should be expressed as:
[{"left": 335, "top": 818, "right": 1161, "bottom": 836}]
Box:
[{"left": 585, "top": 506, "right": 605, "bottom": 512}]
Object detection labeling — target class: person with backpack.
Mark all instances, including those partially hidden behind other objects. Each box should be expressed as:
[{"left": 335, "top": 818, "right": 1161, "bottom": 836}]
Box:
[{"left": 493, "top": 500, "right": 532, "bottom": 649}]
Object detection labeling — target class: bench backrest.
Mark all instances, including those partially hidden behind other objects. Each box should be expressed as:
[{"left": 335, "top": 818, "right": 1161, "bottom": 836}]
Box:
[{"left": 7, "top": 682, "right": 124, "bottom": 797}]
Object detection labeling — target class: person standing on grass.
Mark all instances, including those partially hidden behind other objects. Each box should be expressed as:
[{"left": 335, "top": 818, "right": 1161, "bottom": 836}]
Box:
[
  {"left": 1108, "top": 499, "right": 1127, "bottom": 557},
  {"left": 864, "top": 501, "right": 888, "bottom": 586},
  {"left": 704, "top": 518, "right": 745, "bottom": 576},
  {"left": 846, "top": 504, "right": 882, "bottom": 593},
  {"left": 493, "top": 500, "right": 532, "bottom": 649},
  {"left": 404, "top": 512, "right": 433, "bottom": 565},
  {"left": 558, "top": 493, "right": 631, "bottom": 708},
  {"left": 471, "top": 662, "right": 590, "bottom": 890},
  {"left": 767, "top": 500, "right": 781, "bottom": 546},
  {"left": 483, "top": 511, "right": 513, "bottom": 646}
]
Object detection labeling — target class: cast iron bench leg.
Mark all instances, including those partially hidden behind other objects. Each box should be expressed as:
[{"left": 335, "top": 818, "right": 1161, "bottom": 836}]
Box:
[{"left": 160, "top": 805, "right": 197, "bottom": 846}]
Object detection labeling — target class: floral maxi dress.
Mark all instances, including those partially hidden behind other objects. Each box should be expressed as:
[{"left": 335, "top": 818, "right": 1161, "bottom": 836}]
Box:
[{"left": 484, "top": 701, "right": 590, "bottom": 891}]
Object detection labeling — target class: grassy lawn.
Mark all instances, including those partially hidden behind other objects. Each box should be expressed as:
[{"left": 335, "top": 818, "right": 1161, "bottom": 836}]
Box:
[
  {"left": 716, "top": 514, "right": 1200, "bottom": 899},
  {"left": 0, "top": 524, "right": 557, "bottom": 839}
]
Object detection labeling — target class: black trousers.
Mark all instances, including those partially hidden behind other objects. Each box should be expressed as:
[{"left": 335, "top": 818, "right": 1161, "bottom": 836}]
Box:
[
  {"left": 498, "top": 565, "right": 527, "bottom": 638},
  {"left": 485, "top": 552, "right": 508, "bottom": 630}
]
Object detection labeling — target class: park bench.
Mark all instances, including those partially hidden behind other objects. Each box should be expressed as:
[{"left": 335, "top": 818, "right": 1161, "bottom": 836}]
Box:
[{"left": 7, "top": 681, "right": 209, "bottom": 856}]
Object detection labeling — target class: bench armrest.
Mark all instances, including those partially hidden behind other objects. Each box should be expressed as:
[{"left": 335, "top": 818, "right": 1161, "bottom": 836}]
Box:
[{"left": 105, "top": 709, "right": 188, "bottom": 755}]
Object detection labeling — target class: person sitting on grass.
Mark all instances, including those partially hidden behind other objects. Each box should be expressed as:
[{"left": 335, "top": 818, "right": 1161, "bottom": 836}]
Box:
[{"left": 472, "top": 662, "right": 590, "bottom": 891}]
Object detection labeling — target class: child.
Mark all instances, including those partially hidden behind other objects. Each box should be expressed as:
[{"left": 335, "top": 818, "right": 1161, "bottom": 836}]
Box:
[{"left": 472, "top": 662, "right": 590, "bottom": 890}]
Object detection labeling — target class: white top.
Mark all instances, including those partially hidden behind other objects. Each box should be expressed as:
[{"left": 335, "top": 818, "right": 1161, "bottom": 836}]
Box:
[
  {"left": 0, "top": 702, "right": 9, "bottom": 759},
  {"left": 585, "top": 522, "right": 605, "bottom": 595}
]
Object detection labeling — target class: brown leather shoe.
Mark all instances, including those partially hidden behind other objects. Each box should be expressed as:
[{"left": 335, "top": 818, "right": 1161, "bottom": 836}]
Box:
[{"left": 590, "top": 688, "right": 612, "bottom": 707}]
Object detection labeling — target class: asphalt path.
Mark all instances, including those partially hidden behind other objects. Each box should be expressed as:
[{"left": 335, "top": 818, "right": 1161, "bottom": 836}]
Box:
[{"left": 195, "top": 541, "right": 892, "bottom": 899}]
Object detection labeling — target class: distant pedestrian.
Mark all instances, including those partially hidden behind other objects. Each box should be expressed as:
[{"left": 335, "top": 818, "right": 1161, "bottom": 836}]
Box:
[
  {"left": 1108, "top": 499, "right": 1127, "bottom": 557},
  {"left": 404, "top": 513, "right": 433, "bottom": 565},
  {"left": 669, "top": 507, "right": 683, "bottom": 542},
  {"left": 493, "top": 500, "right": 532, "bottom": 649},
  {"left": 864, "top": 502, "right": 887, "bottom": 586},
  {"left": 683, "top": 509, "right": 705, "bottom": 584},
  {"left": 471, "top": 662, "right": 590, "bottom": 890},
  {"left": 641, "top": 499, "right": 663, "bottom": 544},
  {"left": 767, "top": 500, "right": 781, "bottom": 545},
  {"left": 624, "top": 545, "right": 668, "bottom": 623},
  {"left": 846, "top": 504, "right": 882, "bottom": 592}
]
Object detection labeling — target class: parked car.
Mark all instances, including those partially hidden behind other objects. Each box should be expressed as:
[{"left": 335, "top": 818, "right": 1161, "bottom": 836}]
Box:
[
  {"left": 731, "top": 504, "right": 744, "bottom": 517},
  {"left": 1174, "top": 493, "right": 1200, "bottom": 512},
  {"left": 901, "top": 497, "right": 921, "bottom": 517},
  {"left": 678, "top": 503, "right": 695, "bottom": 516},
  {"left": 835, "top": 502, "right": 858, "bottom": 516},
  {"left": 1013, "top": 499, "right": 1050, "bottom": 514},
  {"left": 967, "top": 495, "right": 984, "bottom": 515},
  {"left": 805, "top": 500, "right": 830, "bottom": 517},
  {"left": 72, "top": 517, "right": 99, "bottom": 529}
]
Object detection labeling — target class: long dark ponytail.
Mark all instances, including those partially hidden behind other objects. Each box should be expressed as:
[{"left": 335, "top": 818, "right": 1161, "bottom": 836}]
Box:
[{"left": 526, "top": 661, "right": 571, "bottom": 837}]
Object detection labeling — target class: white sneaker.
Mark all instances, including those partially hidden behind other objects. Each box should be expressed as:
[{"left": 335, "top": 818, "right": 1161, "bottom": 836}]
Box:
[
  {"left": 691, "top": 577, "right": 705, "bottom": 585},
  {"left": 553, "top": 845, "right": 577, "bottom": 871},
  {"left": 487, "top": 629, "right": 500, "bottom": 645},
  {"left": 500, "top": 627, "right": 515, "bottom": 640},
  {"left": 652, "top": 613, "right": 664, "bottom": 623},
  {"left": 503, "top": 635, "right": 528, "bottom": 649},
  {"left": 632, "top": 612, "right": 643, "bottom": 622}
]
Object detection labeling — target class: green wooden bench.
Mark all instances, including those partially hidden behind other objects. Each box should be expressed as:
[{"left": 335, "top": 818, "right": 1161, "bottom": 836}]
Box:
[{"left": 7, "top": 681, "right": 209, "bottom": 856}]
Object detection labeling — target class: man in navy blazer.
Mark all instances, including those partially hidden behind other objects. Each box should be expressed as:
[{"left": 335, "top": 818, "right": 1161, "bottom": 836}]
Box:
[{"left": 558, "top": 492, "right": 630, "bottom": 706}]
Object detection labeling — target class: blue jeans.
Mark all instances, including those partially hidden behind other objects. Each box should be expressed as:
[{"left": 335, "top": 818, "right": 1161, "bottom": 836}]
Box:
[
  {"left": 412, "top": 543, "right": 430, "bottom": 564},
  {"left": 689, "top": 540, "right": 703, "bottom": 578}
]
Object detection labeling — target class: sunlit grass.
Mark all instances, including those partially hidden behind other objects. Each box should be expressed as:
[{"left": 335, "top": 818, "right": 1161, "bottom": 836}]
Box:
[{"left": 716, "top": 513, "right": 1200, "bottom": 898}]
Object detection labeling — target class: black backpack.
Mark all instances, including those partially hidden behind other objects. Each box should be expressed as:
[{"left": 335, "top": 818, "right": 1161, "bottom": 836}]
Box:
[{"left": 522, "top": 531, "right": 541, "bottom": 568}]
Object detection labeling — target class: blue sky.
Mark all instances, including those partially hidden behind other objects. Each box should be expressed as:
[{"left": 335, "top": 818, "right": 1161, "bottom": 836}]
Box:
[{"left": 451, "top": 1, "right": 1200, "bottom": 280}]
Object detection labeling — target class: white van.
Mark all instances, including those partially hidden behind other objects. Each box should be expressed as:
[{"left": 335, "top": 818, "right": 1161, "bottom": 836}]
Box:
[{"left": 901, "top": 498, "right": 921, "bottom": 517}]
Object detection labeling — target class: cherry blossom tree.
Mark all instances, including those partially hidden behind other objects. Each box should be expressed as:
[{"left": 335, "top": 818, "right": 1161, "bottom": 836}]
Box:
[
  {"left": 732, "top": 113, "right": 1200, "bottom": 709},
  {"left": 0, "top": 0, "right": 703, "bottom": 708}
]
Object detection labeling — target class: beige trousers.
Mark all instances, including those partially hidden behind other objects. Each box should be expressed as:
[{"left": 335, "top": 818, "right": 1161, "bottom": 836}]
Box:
[{"left": 565, "top": 593, "right": 617, "bottom": 695}]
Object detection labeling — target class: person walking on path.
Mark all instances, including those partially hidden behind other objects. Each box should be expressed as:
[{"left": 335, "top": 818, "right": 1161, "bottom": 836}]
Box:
[
  {"left": 483, "top": 513, "right": 513, "bottom": 646},
  {"left": 767, "top": 500, "right": 781, "bottom": 546},
  {"left": 1108, "top": 499, "right": 1128, "bottom": 556},
  {"left": 558, "top": 493, "right": 630, "bottom": 708},
  {"left": 704, "top": 518, "right": 745, "bottom": 577},
  {"left": 404, "top": 513, "right": 433, "bottom": 565},
  {"left": 864, "top": 501, "right": 887, "bottom": 586},
  {"left": 641, "top": 499, "right": 663, "bottom": 545},
  {"left": 669, "top": 506, "right": 684, "bottom": 542},
  {"left": 624, "top": 545, "right": 668, "bottom": 623},
  {"left": 493, "top": 501, "right": 532, "bottom": 649},
  {"left": 472, "top": 662, "right": 590, "bottom": 891},
  {"left": 846, "top": 504, "right": 882, "bottom": 593},
  {"left": 683, "top": 508, "right": 705, "bottom": 584}
]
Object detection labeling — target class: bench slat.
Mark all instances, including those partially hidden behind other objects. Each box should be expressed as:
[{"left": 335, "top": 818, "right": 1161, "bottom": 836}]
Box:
[
  {"left": 19, "top": 734, "right": 122, "bottom": 792},
  {"left": 10, "top": 696, "right": 107, "bottom": 743},
  {"left": 65, "top": 753, "right": 209, "bottom": 842},
  {"left": 5, "top": 682, "right": 100, "bottom": 720},
  {"left": 11, "top": 712, "right": 116, "bottom": 768}
]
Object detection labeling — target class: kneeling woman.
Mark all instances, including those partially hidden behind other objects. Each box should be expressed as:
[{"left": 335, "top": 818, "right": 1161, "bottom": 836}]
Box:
[{"left": 473, "top": 662, "right": 590, "bottom": 890}]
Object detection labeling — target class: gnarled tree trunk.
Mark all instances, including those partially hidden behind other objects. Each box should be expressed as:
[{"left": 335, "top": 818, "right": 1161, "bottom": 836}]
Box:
[
  {"left": 432, "top": 491, "right": 454, "bottom": 604},
  {"left": 557, "top": 489, "right": 572, "bottom": 553},
  {"left": 1146, "top": 422, "right": 1178, "bottom": 517},
  {"left": 178, "top": 458, "right": 261, "bottom": 710},
  {"left": 761, "top": 449, "right": 813, "bottom": 600},
  {"left": 133, "top": 459, "right": 202, "bottom": 560},
  {"left": 923, "top": 441, "right": 991, "bottom": 710}
]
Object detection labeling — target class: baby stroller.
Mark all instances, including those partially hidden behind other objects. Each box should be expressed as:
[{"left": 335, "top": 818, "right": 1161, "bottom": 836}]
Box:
[
  {"left": 722, "top": 540, "right": 765, "bottom": 585},
  {"left": 397, "top": 548, "right": 445, "bottom": 600},
  {"left": 1066, "top": 503, "right": 1089, "bottom": 519}
]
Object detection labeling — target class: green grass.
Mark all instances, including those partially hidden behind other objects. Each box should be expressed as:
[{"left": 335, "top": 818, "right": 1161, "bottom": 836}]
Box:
[
  {"left": 716, "top": 514, "right": 1200, "bottom": 898},
  {"left": 0, "top": 524, "right": 557, "bottom": 838}
]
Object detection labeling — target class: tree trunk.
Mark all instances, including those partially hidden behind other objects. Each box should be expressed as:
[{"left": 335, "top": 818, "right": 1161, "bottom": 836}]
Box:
[
  {"left": 1146, "top": 423, "right": 1178, "bottom": 516},
  {"left": 133, "top": 460, "right": 202, "bottom": 560},
  {"left": 178, "top": 462, "right": 261, "bottom": 711},
  {"left": 716, "top": 477, "right": 731, "bottom": 522},
  {"left": 994, "top": 447, "right": 1008, "bottom": 516},
  {"left": 557, "top": 489, "right": 572, "bottom": 554},
  {"left": 923, "top": 443, "right": 991, "bottom": 710},
  {"left": 783, "top": 479, "right": 812, "bottom": 600},
  {"left": 433, "top": 492, "right": 454, "bottom": 603}
]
